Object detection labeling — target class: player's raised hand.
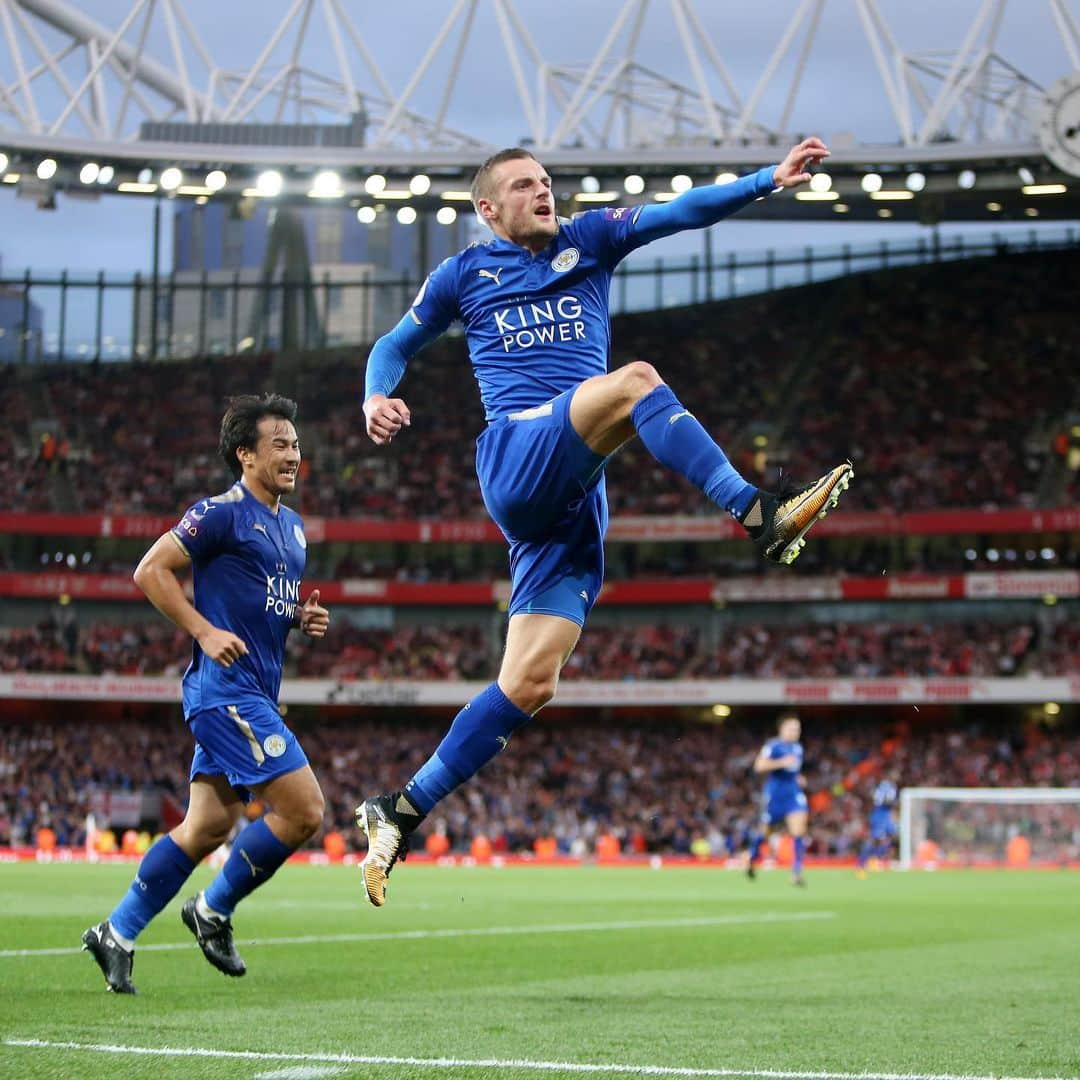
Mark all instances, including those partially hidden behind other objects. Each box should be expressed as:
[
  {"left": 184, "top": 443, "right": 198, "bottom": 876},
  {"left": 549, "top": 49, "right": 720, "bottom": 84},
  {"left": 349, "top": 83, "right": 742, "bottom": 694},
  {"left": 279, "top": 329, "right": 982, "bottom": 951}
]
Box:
[
  {"left": 364, "top": 393, "right": 411, "bottom": 446},
  {"left": 197, "top": 626, "right": 248, "bottom": 668},
  {"left": 299, "top": 589, "right": 330, "bottom": 638},
  {"left": 772, "top": 137, "right": 829, "bottom": 189}
]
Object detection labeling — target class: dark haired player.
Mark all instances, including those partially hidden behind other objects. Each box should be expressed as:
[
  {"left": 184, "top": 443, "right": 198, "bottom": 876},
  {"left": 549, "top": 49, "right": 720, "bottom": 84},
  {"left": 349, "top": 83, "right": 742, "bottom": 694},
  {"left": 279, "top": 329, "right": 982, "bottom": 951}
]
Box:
[
  {"left": 356, "top": 139, "right": 853, "bottom": 907},
  {"left": 82, "top": 393, "right": 330, "bottom": 993}
]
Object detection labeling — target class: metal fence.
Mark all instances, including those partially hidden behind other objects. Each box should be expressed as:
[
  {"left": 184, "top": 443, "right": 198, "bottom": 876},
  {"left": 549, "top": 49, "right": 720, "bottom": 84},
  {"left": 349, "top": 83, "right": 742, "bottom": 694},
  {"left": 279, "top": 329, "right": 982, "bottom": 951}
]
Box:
[{"left": 1, "top": 227, "right": 1076, "bottom": 364}]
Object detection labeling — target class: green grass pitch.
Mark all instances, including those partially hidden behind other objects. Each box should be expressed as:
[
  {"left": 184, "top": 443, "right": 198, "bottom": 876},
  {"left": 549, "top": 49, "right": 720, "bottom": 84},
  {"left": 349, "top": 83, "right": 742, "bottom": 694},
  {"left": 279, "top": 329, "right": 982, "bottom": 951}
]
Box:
[{"left": 1, "top": 862, "right": 1077, "bottom": 1080}]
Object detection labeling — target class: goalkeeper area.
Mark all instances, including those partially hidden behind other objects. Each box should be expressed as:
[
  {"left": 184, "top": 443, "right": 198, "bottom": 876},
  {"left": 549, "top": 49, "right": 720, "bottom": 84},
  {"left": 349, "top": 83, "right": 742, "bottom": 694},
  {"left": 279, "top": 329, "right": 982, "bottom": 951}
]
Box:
[
  {"left": 900, "top": 787, "right": 1080, "bottom": 869},
  {"left": 1, "top": 863, "right": 1076, "bottom": 1080}
]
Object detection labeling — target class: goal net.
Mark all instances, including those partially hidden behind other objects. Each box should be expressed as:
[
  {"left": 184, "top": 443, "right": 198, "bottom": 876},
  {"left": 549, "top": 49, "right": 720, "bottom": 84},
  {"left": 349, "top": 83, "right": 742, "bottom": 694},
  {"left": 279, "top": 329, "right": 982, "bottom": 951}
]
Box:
[{"left": 899, "top": 787, "right": 1080, "bottom": 869}]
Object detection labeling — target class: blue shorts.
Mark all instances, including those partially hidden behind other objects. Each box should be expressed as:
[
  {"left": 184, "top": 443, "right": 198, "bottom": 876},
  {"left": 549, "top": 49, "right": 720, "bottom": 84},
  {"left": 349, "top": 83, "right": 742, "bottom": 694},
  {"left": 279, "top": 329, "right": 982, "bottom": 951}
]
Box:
[
  {"left": 188, "top": 698, "right": 309, "bottom": 799},
  {"left": 476, "top": 387, "right": 608, "bottom": 627},
  {"left": 762, "top": 790, "right": 808, "bottom": 827},
  {"left": 870, "top": 809, "right": 897, "bottom": 839}
]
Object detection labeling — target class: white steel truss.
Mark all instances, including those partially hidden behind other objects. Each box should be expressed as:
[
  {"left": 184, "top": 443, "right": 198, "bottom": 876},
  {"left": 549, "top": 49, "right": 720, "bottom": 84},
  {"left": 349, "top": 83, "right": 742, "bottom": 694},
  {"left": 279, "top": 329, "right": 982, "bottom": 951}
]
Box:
[{"left": 0, "top": 0, "right": 1075, "bottom": 167}]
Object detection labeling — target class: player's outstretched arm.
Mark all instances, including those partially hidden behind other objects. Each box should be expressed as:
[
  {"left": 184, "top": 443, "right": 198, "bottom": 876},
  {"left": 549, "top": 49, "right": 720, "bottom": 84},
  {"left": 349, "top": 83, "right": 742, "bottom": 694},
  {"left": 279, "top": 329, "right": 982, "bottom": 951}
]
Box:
[
  {"left": 133, "top": 533, "right": 248, "bottom": 668},
  {"left": 630, "top": 136, "right": 830, "bottom": 246}
]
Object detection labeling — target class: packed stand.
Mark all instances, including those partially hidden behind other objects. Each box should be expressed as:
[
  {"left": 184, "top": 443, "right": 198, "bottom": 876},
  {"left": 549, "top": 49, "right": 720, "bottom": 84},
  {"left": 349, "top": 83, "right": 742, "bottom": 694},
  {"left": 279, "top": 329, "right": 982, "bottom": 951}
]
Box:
[
  {"left": 7, "top": 250, "right": 1077, "bottom": 517},
  {"left": 1, "top": 715, "right": 1076, "bottom": 861},
  {"left": 3, "top": 614, "right": 1074, "bottom": 679}
]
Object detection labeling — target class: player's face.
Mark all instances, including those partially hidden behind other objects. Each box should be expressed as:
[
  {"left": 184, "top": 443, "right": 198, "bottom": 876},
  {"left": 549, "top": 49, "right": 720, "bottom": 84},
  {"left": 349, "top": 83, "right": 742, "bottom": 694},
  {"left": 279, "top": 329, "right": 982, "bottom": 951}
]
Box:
[
  {"left": 779, "top": 718, "right": 801, "bottom": 742},
  {"left": 482, "top": 158, "right": 557, "bottom": 250},
  {"left": 245, "top": 417, "right": 301, "bottom": 499}
]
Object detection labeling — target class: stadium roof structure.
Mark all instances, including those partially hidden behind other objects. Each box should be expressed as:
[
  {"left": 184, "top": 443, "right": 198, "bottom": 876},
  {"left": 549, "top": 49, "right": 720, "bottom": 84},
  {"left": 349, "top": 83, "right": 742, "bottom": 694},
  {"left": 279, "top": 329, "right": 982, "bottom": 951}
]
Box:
[{"left": 0, "top": 0, "right": 1078, "bottom": 222}]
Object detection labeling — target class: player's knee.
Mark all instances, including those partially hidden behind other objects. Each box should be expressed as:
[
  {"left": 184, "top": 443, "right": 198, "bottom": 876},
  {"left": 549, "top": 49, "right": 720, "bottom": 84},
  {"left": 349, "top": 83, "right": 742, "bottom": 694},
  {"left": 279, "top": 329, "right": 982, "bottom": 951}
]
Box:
[
  {"left": 293, "top": 795, "right": 325, "bottom": 841},
  {"left": 500, "top": 669, "right": 557, "bottom": 714},
  {"left": 618, "top": 360, "right": 662, "bottom": 403}
]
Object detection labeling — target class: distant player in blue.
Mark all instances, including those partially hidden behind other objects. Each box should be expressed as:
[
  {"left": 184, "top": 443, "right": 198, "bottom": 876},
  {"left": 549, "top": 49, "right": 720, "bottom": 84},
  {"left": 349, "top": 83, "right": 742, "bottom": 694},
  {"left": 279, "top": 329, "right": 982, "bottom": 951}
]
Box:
[
  {"left": 747, "top": 714, "right": 809, "bottom": 886},
  {"left": 856, "top": 776, "right": 899, "bottom": 877},
  {"left": 356, "top": 139, "right": 854, "bottom": 907},
  {"left": 82, "top": 394, "right": 330, "bottom": 993}
]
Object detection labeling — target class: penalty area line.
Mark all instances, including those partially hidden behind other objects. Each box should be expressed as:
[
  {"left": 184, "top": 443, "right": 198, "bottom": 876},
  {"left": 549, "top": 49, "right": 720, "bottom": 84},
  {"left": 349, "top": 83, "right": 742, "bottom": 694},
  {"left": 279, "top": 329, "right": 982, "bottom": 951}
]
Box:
[
  {"left": 3, "top": 1039, "right": 1071, "bottom": 1080},
  {"left": 0, "top": 910, "right": 834, "bottom": 959}
]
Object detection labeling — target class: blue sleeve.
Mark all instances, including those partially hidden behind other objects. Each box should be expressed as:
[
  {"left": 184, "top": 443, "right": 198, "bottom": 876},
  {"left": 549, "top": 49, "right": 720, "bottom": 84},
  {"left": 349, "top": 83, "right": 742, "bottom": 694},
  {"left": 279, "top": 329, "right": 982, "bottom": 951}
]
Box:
[
  {"left": 363, "top": 257, "right": 460, "bottom": 400},
  {"left": 630, "top": 166, "right": 778, "bottom": 249},
  {"left": 170, "top": 497, "right": 231, "bottom": 563}
]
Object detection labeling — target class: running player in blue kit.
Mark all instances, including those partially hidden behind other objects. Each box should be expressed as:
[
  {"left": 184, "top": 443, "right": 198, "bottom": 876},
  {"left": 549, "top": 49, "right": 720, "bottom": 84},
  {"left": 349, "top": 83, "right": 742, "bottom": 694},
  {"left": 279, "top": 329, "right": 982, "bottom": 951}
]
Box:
[
  {"left": 82, "top": 394, "right": 330, "bottom": 993},
  {"left": 747, "top": 713, "right": 809, "bottom": 886},
  {"left": 356, "top": 138, "right": 853, "bottom": 907},
  {"left": 856, "top": 776, "right": 899, "bottom": 877}
]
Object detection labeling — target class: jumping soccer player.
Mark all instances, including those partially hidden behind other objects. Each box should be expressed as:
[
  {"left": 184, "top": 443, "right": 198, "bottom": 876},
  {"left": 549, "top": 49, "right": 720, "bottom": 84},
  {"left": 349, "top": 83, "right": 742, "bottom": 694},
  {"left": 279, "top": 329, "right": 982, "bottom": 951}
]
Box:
[
  {"left": 82, "top": 394, "right": 330, "bottom": 993},
  {"left": 356, "top": 138, "right": 853, "bottom": 906},
  {"left": 856, "top": 775, "right": 899, "bottom": 877},
  {"left": 747, "top": 713, "right": 809, "bottom": 886}
]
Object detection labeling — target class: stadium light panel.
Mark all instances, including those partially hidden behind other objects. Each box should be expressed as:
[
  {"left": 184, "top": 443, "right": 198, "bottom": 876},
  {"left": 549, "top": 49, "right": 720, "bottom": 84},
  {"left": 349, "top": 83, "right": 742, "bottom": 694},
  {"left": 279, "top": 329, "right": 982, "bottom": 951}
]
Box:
[
  {"left": 795, "top": 190, "right": 838, "bottom": 201},
  {"left": 2, "top": 173, "right": 20, "bottom": 183},
  {"left": 870, "top": 190, "right": 914, "bottom": 200},
  {"left": 1018, "top": 166, "right": 1035, "bottom": 185},
  {"left": 573, "top": 191, "right": 618, "bottom": 202},
  {"left": 205, "top": 170, "right": 227, "bottom": 191},
  {"left": 905, "top": 171, "right": 926, "bottom": 192},
  {"left": 79, "top": 163, "right": 99, "bottom": 184},
  {"left": 860, "top": 172, "right": 882, "bottom": 193},
  {"left": 436, "top": 206, "right": 457, "bottom": 225},
  {"left": 1044, "top": 702, "right": 1061, "bottom": 716},
  {"left": 715, "top": 172, "right": 738, "bottom": 185},
  {"left": 118, "top": 182, "right": 157, "bottom": 193},
  {"left": 711, "top": 704, "right": 732, "bottom": 719},
  {"left": 986, "top": 202, "right": 1002, "bottom": 212},
  {"left": 653, "top": 191, "right": 678, "bottom": 201},
  {"left": 256, "top": 170, "right": 283, "bottom": 197},
  {"left": 375, "top": 190, "right": 412, "bottom": 199},
  {"left": 356, "top": 206, "right": 377, "bottom": 224},
  {"left": 160, "top": 167, "right": 183, "bottom": 191},
  {"left": 1024, "top": 207, "right": 1039, "bottom": 217},
  {"left": 833, "top": 203, "right": 850, "bottom": 213},
  {"left": 137, "top": 167, "right": 153, "bottom": 185},
  {"left": 97, "top": 165, "right": 114, "bottom": 185},
  {"left": 36, "top": 158, "right": 57, "bottom": 180},
  {"left": 876, "top": 207, "right": 893, "bottom": 218},
  {"left": 364, "top": 173, "right": 386, "bottom": 195},
  {"left": 958, "top": 169, "right": 976, "bottom": 189},
  {"left": 1022, "top": 183, "right": 1066, "bottom": 195},
  {"left": 0, "top": 152, "right": 7, "bottom": 173},
  {"left": 440, "top": 191, "right": 473, "bottom": 201},
  {"left": 671, "top": 174, "right": 692, "bottom": 193},
  {"left": 624, "top": 174, "right": 645, "bottom": 194},
  {"left": 809, "top": 172, "right": 832, "bottom": 192},
  {"left": 396, "top": 206, "right": 417, "bottom": 225},
  {"left": 310, "top": 170, "right": 342, "bottom": 197},
  {"left": 409, "top": 173, "right": 431, "bottom": 195},
  {"left": 581, "top": 175, "right": 600, "bottom": 193},
  {"left": 177, "top": 186, "right": 213, "bottom": 196}
]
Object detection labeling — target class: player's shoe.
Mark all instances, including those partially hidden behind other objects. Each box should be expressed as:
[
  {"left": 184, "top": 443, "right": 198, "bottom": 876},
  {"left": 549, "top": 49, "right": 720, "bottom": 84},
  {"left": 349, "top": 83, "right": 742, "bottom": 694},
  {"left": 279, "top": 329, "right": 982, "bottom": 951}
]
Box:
[
  {"left": 741, "top": 462, "right": 854, "bottom": 565},
  {"left": 355, "top": 792, "right": 416, "bottom": 908},
  {"left": 746, "top": 864, "right": 757, "bottom": 880},
  {"left": 792, "top": 875, "right": 808, "bottom": 888},
  {"left": 81, "top": 921, "right": 137, "bottom": 994},
  {"left": 181, "top": 896, "right": 246, "bottom": 977}
]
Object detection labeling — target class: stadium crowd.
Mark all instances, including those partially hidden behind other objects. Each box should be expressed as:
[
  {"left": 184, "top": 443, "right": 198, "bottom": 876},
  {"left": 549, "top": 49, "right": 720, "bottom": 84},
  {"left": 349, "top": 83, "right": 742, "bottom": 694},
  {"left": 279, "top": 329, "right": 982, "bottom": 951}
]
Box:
[
  {"left": 1, "top": 714, "right": 1076, "bottom": 862},
  {"left": 1, "top": 615, "right": 1075, "bottom": 679},
  {"left": 6, "top": 252, "right": 1076, "bottom": 519}
]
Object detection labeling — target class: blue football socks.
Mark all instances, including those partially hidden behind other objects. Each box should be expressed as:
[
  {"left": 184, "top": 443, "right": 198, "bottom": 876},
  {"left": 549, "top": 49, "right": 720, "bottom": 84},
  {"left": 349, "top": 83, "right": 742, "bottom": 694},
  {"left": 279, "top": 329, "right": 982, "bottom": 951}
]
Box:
[
  {"left": 405, "top": 682, "right": 533, "bottom": 815},
  {"left": 793, "top": 836, "right": 806, "bottom": 877},
  {"left": 109, "top": 834, "right": 195, "bottom": 943},
  {"left": 202, "top": 817, "right": 293, "bottom": 918},
  {"left": 630, "top": 384, "right": 756, "bottom": 518}
]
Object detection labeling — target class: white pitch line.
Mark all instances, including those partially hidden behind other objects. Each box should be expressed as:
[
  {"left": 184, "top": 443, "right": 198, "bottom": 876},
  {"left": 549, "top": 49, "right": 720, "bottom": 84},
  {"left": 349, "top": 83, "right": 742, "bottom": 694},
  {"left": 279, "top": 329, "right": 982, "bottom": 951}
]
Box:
[
  {"left": 0, "top": 910, "right": 835, "bottom": 959},
  {"left": 3, "top": 1039, "right": 1071, "bottom": 1080}
]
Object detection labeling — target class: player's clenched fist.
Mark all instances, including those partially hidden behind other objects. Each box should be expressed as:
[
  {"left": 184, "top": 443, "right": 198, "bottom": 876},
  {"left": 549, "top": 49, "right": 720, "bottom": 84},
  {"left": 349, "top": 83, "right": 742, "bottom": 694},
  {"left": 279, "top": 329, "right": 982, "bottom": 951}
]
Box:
[
  {"left": 197, "top": 626, "right": 248, "bottom": 667},
  {"left": 364, "top": 393, "right": 411, "bottom": 445}
]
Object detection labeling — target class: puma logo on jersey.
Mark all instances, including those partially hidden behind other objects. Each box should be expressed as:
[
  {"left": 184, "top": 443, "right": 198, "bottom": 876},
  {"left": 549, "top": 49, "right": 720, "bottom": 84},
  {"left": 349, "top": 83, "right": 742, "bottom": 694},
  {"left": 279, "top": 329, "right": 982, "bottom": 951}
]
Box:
[
  {"left": 668, "top": 410, "right": 693, "bottom": 425},
  {"left": 252, "top": 523, "right": 269, "bottom": 537},
  {"left": 478, "top": 268, "right": 503, "bottom": 285},
  {"left": 495, "top": 735, "right": 508, "bottom": 749}
]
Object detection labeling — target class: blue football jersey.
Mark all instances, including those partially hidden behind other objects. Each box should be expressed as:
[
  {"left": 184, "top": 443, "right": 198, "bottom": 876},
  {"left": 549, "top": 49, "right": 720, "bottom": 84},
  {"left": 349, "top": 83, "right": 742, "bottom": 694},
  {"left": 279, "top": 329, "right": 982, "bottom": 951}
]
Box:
[
  {"left": 873, "top": 779, "right": 898, "bottom": 808},
  {"left": 408, "top": 207, "right": 650, "bottom": 420},
  {"left": 169, "top": 482, "right": 307, "bottom": 717},
  {"left": 761, "top": 738, "right": 803, "bottom": 799}
]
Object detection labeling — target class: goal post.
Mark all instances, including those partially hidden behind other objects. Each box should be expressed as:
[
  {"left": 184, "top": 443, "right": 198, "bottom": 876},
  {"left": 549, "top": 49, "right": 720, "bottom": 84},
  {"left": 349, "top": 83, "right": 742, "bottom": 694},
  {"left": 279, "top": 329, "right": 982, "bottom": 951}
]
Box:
[{"left": 899, "top": 787, "right": 1080, "bottom": 869}]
